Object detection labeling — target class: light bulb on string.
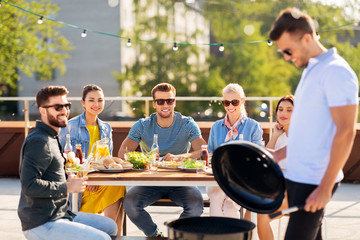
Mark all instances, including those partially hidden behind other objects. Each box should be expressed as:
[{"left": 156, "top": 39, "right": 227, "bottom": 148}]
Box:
[
  {"left": 173, "top": 42, "right": 178, "bottom": 51},
  {"left": 267, "top": 40, "right": 273, "bottom": 46},
  {"left": 3, "top": 1, "right": 356, "bottom": 51},
  {"left": 81, "top": 29, "right": 87, "bottom": 38},
  {"left": 37, "top": 16, "right": 44, "bottom": 24},
  {"left": 126, "top": 38, "right": 132, "bottom": 47},
  {"left": 219, "top": 43, "right": 224, "bottom": 52}
]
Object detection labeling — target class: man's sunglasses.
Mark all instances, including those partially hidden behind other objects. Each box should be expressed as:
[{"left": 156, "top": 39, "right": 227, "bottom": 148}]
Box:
[
  {"left": 277, "top": 35, "right": 304, "bottom": 57},
  {"left": 222, "top": 99, "right": 240, "bottom": 107},
  {"left": 277, "top": 48, "right": 292, "bottom": 56},
  {"left": 42, "top": 103, "right": 72, "bottom": 111},
  {"left": 154, "top": 98, "right": 175, "bottom": 105}
]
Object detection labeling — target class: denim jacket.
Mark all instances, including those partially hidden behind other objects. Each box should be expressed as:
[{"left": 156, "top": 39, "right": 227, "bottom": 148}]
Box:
[
  {"left": 59, "top": 112, "right": 113, "bottom": 157},
  {"left": 59, "top": 113, "right": 113, "bottom": 211}
]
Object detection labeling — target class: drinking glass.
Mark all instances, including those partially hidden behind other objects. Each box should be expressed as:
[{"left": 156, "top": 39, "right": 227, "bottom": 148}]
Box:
[
  {"left": 77, "top": 152, "right": 92, "bottom": 178},
  {"left": 196, "top": 160, "right": 205, "bottom": 174},
  {"left": 148, "top": 154, "right": 158, "bottom": 174},
  {"left": 77, "top": 168, "right": 88, "bottom": 177},
  {"left": 77, "top": 162, "right": 89, "bottom": 177}
]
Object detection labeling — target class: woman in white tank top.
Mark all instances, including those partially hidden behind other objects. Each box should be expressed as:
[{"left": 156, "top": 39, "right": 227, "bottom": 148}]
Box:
[{"left": 257, "top": 95, "right": 294, "bottom": 240}]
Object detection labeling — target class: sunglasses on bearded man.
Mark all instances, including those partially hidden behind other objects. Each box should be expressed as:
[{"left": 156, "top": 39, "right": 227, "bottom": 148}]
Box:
[{"left": 42, "top": 103, "right": 72, "bottom": 111}]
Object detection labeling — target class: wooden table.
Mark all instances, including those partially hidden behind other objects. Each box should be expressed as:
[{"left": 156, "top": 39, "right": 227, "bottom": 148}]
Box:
[
  {"left": 87, "top": 168, "right": 215, "bottom": 186},
  {"left": 73, "top": 167, "right": 254, "bottom": 233},
  {"left": 72, "top": 168, "right": 216, "bottom": 210}
]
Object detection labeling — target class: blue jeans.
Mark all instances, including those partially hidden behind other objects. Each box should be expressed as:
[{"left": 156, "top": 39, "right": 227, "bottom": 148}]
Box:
[
  {"left": 123, "top": 186, "right": 204, "bottom": 236},
  {"left": 23, "top": 212, "right": 117, "bottom": 240}
]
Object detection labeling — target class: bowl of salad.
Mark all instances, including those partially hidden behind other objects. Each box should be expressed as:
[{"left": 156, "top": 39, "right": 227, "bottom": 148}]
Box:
[{"left": 124, "top": 151, "right": 156, "bottom": 170}]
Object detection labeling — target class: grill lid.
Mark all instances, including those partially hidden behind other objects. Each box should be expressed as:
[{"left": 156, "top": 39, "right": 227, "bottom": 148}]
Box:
[{"left": 212, "top": 141, "right": 285, "bottom": 213}]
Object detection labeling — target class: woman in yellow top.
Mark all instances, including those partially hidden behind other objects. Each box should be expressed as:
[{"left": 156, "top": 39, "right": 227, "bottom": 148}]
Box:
[{"left": 60, "top": 84, "right": 125, "bottom": 236}]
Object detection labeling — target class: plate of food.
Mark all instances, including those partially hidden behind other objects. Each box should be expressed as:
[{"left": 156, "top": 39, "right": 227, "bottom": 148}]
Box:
[
  {"left": 66, "top": 165, "right": 95, "bottom": 173},
  {"left": 66, "top": 166, "right": 82, "bottom": 172},
  {"left": 204, "top": 167, "right": 213, "bottom": 175},
  {"left": 178, "top": 166, "right": 203, "bottom": 172},
  {"left": 92, "top": 156, "right": 133, "bottom": 172},
  {"left": 95, "top": 167, "right": 127, "bottom": 173},
  {"left": 65, "top": 152, "right": 81, "bottom": 170},
  {"left": 131, "top": 168, "right": 147, "bottom": 171},
  {"left": 158, "top": 161, "right": 182, "bottom": 169},
  {"left": 66, "top": 167, "right": 95, "bottom": 172},
  {"left": 179, "top": 158, "right": 205, "bottom": 172}
]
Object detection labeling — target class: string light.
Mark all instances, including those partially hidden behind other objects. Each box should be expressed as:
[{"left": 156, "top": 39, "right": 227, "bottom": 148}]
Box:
[
  {"left": 219, "top": 43, "right": 224, "bottom": 52},
  {"left": 126, "top": 38, "right": 132, "bottom": 47},
  {"left": 2, "top": 1, "right": 358, "bottom": 50},
  {"left": 173, "top": 42, "right": 178, "bottom": 51},
  {"left": 81, "top": 29, "right": 87, "bottom": 37},
  {"left": 37, "top": 16, "right": 44, "bottom": 24}
]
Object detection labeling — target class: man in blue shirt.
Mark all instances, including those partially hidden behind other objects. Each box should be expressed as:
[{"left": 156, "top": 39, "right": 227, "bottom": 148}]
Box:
[
  {"left": 118, "top": 83, "right": 207, "bottom": 237},
  {"left": 269, "top": 8, "right": 358, "bottom": 240}
]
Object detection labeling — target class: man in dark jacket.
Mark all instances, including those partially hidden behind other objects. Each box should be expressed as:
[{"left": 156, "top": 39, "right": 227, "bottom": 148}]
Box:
[{"left": 18, "top": 86, "right": 117, "bottom": 240}]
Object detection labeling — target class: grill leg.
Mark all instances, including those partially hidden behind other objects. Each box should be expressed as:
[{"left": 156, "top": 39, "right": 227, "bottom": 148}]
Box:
[{"left": 122, "top": 213, "right": 127, "bottom": 236}]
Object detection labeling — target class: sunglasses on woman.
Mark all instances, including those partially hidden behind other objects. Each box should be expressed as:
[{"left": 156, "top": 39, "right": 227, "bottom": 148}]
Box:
[
  {"left": 42, "top": 103, "right": 72, "bottom": 111},
  {"left": 222, "top": 99, "right": 240, "bottom": 107},
  {"left": 154, "top": 98, "right": 175, "bottom": 105}
]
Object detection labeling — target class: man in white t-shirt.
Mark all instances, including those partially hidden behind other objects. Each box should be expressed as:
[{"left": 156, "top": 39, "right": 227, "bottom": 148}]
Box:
[{"left": 269, "top": 8, "right": 358, "bottom": 240}]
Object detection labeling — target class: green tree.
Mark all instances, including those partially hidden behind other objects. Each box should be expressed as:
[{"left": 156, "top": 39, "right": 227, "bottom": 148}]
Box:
[
  {"left": 116, "top": 0, "right": 360, "bottom": 120},
  {"left": 0, "top": 0, "right": 73, "bottom": 94},
  {"left": 204, "top": 0, "right": 359, "bottom": 94},
  {"left": 204, "top": 0, "right": 360, "bottom": 120},
  {"left": 115, "top": 0, "right": 210, "bottom": 118}
]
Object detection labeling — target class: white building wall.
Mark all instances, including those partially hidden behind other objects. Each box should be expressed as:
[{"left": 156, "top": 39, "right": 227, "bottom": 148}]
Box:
[
  {"left": 17, "top": 0, "right": 210, "bottom": 118},
  {"left": 18, "top": 0, "right": 122, "bottom": 118}
]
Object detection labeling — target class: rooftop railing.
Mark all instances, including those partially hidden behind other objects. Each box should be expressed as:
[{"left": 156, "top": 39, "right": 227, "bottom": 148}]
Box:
[{"left": 1, "top": 96, "right": 359, "bottom": 138}]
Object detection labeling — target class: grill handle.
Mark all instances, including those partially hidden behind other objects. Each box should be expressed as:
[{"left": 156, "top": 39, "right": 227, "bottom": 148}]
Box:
[{"left": 269, "top": 205, "right": 304, "bottom": 219}]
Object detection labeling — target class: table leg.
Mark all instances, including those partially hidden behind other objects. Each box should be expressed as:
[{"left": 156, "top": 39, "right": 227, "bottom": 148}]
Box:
[
  {"left": 72, "top": 193, "right": 78, "bottom": 212},
  {"left": 251, "top": 211, "right": 258, "bottom": 239},
  {"left": 251, "top": 211, "right": 257, "bottom": 223}
]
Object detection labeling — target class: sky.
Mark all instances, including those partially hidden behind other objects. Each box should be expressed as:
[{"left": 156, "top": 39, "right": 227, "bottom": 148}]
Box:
[{"left": 313, "top": 0, "right": 360, "bottom": 20}]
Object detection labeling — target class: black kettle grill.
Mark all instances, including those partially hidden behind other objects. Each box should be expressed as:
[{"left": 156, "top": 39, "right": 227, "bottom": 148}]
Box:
[{"left": 166, "top": 142, "right": 286, "bottom": 240}]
